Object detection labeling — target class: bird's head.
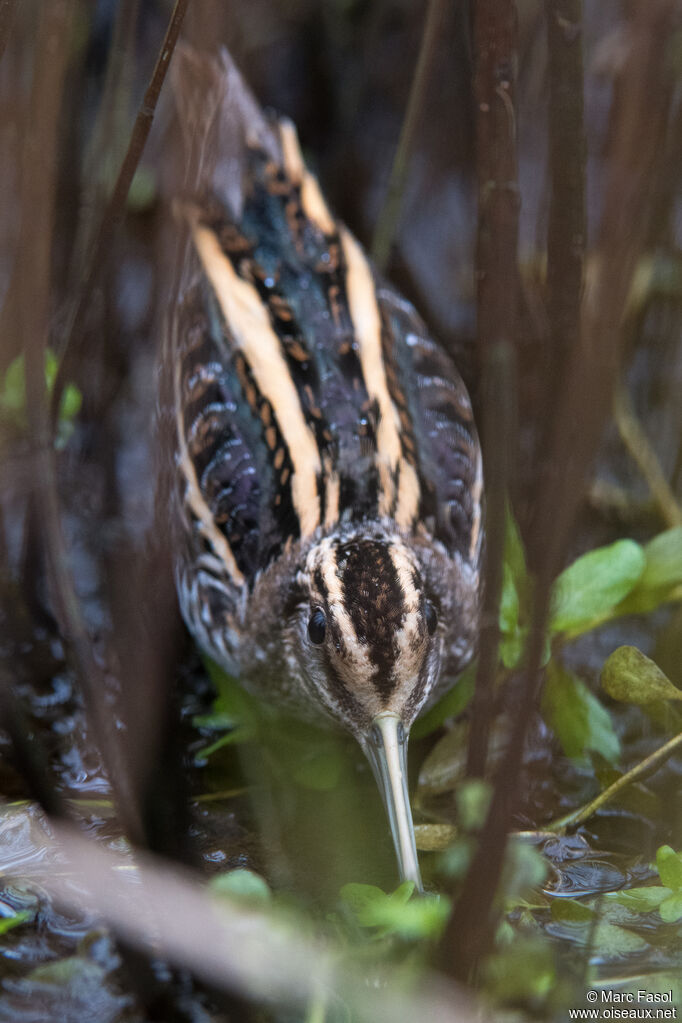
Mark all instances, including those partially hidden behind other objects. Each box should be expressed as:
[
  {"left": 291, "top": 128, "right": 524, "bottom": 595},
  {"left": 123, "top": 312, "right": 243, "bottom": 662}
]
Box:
[{"left": 280, "top": 525, "right": 445, "bottom": 890}]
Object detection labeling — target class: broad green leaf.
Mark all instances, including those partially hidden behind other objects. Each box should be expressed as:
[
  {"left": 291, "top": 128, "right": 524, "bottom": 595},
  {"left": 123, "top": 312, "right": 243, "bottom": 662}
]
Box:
[
  {"left": 340, "top": 882, "right": 389, "bottom": 924},
  {"left": 541, "top": 663, "right": 620, "bottom": 765},
  {"left": 601, "top": 646, "right": 682, "bottom": 704},
  {"left": 340, "top": 882, "right": 449, "bottom": 939},
  {"left": 616, "top": 528, "right": 682, "bottom": 614},
  {"left": 639, "top": 528, "right": 682, "bottom": 590},
  {"left": 606, "top": 886, "right": 672, "bottom": 913},
  {"left": 592, "top": 921, "right": 648, "bottom": 954},
  {"left": 0, "top": 910, "right": 31, "bottom": 935},
  {"left": 659, "top": 891, "right": 682, "bottom": 923},
  {"left": 550, "top": 539, "right": 645, "bottom": 634},
  {"left": 211, "top": 869, "right": 271, "bottom": 904},
  {"left": 411, "top": 661, "right": 475, "bottom": 739},
  {"left": 656, "top": 845, "right": 682, "bottom": 890}
]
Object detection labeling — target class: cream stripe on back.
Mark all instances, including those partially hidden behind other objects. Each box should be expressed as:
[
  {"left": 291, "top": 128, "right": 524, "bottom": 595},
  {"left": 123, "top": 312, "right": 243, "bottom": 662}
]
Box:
[
  {"left": 279, "top": 120, "right": 335, "bottom": 235},
  {"left": 190, "top": 220, "right": 322, "bottom": 537},
  {"left": 340, "top": 227, "right": 420, "bottom": 525}
]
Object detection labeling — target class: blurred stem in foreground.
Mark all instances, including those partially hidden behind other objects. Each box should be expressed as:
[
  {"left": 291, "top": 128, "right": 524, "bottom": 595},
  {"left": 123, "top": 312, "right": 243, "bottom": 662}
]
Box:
[
  {"left": 464, "top": 0, "right": 520, "bottom": 782},
  {"left": 0, "top": 0, "right": 18, "bottom": 62},
  {"left": 444, "top": 0, "right": 520, "bottom": 980},
  {"left": 371, "top": 0, "right": 447, "bottom": 272}
]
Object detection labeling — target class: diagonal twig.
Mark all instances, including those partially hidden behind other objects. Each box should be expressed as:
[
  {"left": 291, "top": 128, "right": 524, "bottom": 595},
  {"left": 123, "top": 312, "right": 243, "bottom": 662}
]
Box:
[
  {"left": 371, "top": 0, "right": 447, "bottom": 271},
  {"left": 51, "top": 0, "right": 190, "bottom": 424}
]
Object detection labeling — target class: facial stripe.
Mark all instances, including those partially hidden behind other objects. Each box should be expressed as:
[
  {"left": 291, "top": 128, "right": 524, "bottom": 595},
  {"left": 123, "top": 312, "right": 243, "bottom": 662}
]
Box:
[
  {"left": 339, "top": 227, "right": 419, "bottom": 522},
  {"left": 190, "top": 219, "right": 322, "bottom": 538},
  {"left": 279, "top": 119, "right": 335, "bottom": 235}
]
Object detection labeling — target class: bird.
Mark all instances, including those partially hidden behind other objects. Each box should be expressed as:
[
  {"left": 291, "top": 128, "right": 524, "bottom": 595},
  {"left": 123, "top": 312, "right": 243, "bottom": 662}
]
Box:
[{"left": 160, "top": 46, "right": 483, "bottom": 892}]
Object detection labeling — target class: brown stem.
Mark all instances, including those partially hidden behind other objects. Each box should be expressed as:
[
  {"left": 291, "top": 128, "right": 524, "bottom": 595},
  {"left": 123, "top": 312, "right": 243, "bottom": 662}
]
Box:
[
  {"left": 51, "top": 0, "right": 190, "bottom": 423},
  {"left": 443, "top": 0, "right": 520, "bottom": 979},
  {"left": 0, "top": 0, "right": 18, "bottom": 62},
  {"left": 464, "top": 0, "right": 520, "bottom": 781},
  {"left": 545, "top": 0, "right": 586, "bottom": 391},
  {"left": 17, "top": 0, "right": 144, "bottom": 844},
  {"left": 371, "top": 0, "right": 447, "bottom": 271}
]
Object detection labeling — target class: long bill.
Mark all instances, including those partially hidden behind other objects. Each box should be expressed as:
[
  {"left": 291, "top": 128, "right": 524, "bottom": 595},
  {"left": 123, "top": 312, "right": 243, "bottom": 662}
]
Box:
[{"left": 362, "top": 712, "right": 423, "bottom": 893}]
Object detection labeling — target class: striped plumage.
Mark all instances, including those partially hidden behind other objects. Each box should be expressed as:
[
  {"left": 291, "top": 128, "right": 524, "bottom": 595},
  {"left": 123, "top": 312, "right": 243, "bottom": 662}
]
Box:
[{"left": 162, "top": 48, "right": 483, "bottom": 888}]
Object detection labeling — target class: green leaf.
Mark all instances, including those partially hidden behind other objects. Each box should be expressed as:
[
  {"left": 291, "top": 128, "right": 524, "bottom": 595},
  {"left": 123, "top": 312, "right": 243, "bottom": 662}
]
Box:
[
  {"left": 606, "top": 886, "right": 672, "bottom": 913},
  {"left": 483, "top": 937, "right": 556, "bottom": 1002},
  {"left": 60, "top": 382, "right": 82, "bottom": 422},
  {"left": 592, "top": 921, "right": 648, "bottom": 954},
  {"left": 210, "top": 869, "right": 271, "bottom": 904},
  {"left": 505, "top": 504, "right": 528, "bottom": 600},
  {"left": 541, "top": 663, "right": 620, "bottom": 765},
  {"left": 1, "top": 355, "right": 26, "bottom": 412},
  {"left": 550, "top": 899, "right": 595, "bottom": 923},
  {"left": 127, "top": 165, "right": 157, "bottom": 212},
  {"left": 499, "top": 563, "right": 519, "bottom": 636},
  {"left": 0, "top": 910, "right": 31, "bottom": 935},
  {"left": 656, "top": 845, "right": 682, "bottom": 890},
  {"left": 601, "top": 646, "right": 682, "bottom": 704},
  {"left": 550, "top": 539, "right": 645, "bottom": 634},
  {"left": 194, "top": 658, "right": 260, "bottom": 756},
  {"left": 411, "top": 661, "right": 475, "bottom": 739},
  {"left": 501, "top": 838, "right": 548, "bottom": 907},
  {"left": 340, "top": 881, "right": 449, "bottom": 939},
  {"left": 640, "top": 528, "right": 682, "bottom": 590},
  {"left": 456, "top": 778, "right": 492, "bottom": 832},
  {"left": 659, "top": 891, "right": 682, "bottom": 923},
  {"left": 437, "top": 836, "right": 475, "bottom": 880},
  {"left": 499, "top": 563, "right": 526, "bottom": 668},
  {"left": 616, "top": 528, "right": 682, "bottom": 614}
]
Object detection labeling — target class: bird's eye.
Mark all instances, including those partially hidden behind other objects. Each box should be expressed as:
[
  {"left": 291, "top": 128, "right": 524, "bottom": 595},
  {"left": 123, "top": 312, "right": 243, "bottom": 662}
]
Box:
[
  {"left": 425, "top": 601, "right": 438, "bottom": 636},
  {"left": 308, "top": 608, "right": 326, "bottom": 644}
]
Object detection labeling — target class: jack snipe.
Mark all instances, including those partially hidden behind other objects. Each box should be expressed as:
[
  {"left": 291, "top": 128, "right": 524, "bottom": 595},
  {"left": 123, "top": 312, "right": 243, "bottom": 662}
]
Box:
[{"left": 161, "top": 47, "right": 483, "bottom": 890}]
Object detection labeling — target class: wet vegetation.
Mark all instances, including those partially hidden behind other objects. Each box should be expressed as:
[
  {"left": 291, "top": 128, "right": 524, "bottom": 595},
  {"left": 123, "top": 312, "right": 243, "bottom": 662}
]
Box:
[{"left": 1, "top": 1, "right": 682, "bottom": 1020}]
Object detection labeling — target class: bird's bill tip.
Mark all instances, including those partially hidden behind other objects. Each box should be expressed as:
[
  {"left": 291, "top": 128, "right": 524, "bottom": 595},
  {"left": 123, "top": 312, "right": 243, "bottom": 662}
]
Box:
[{"left": 363, "top": 712, "right": 423, "bottom": 893}]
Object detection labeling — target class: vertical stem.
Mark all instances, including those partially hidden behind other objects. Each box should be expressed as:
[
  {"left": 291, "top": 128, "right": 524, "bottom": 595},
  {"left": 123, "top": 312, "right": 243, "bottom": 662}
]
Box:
[
  {"left": 465, "top": 0, "right": 519, "bottom": 782},
  {"left": 371, "top": 0, "right": 447, "bottom": 271},
  {"left": 546, "top": 0, "right": 585, "bottom": 381},
  {"left": 18, "top": 0, "right": 144, "bottom": 844}
]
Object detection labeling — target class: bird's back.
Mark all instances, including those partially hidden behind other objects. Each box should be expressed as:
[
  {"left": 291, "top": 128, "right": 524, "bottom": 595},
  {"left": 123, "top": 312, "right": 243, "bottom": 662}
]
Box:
[{"left": 162, "top": 47, "right": 482, "bottom": 686}]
